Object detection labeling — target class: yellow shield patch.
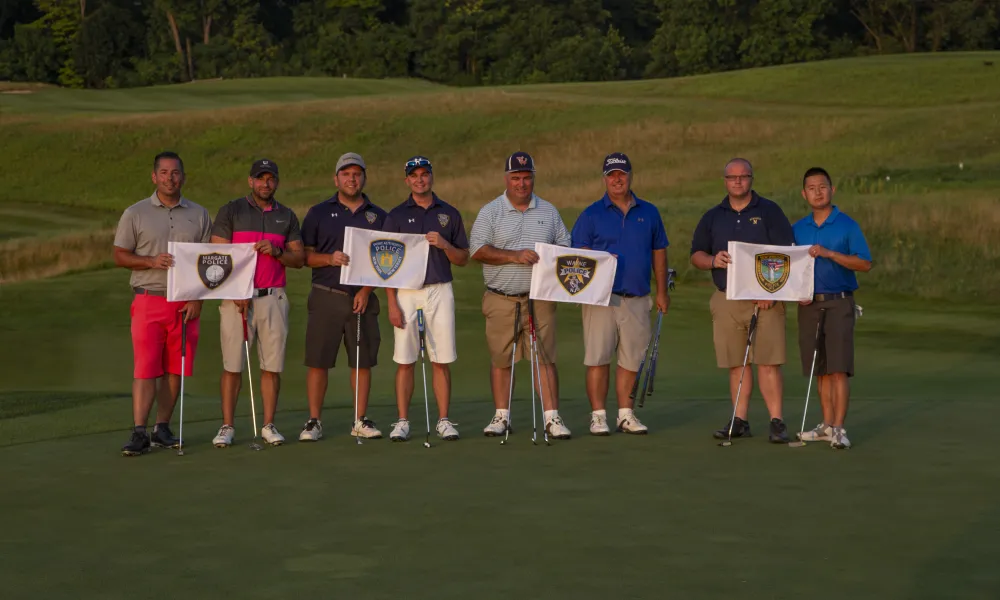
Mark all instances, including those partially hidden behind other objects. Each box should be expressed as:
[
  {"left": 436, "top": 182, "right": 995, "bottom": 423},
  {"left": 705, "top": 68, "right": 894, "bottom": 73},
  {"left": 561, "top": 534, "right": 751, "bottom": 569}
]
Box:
[{"left": 755, "top": 253, "right": 790, "bottom": 293}]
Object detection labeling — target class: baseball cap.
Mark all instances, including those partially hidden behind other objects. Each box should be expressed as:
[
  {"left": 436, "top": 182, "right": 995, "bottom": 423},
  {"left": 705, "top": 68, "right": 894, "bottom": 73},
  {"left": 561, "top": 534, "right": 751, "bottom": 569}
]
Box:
[
  {"left": 250, "top": 158, "right": 279, "bottom": 178},
  {"left": 404, "top": 156, "right": 433, "bottom": 175},
  {"left": 603, "top": 152, "right": 631, "bottom": 175},
  {"left": 336, "top": 152, "right": 366, "bottom": 173},
  {"left": 505, "top": 151, "right": 535, "bottom": 173}
]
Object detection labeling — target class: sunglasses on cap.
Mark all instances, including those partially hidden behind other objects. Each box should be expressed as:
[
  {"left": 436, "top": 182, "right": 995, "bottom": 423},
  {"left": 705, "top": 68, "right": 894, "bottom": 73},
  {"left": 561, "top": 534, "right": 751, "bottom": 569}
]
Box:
[{"left": 406, "top": 157, "right": 430, "bottom": 168}]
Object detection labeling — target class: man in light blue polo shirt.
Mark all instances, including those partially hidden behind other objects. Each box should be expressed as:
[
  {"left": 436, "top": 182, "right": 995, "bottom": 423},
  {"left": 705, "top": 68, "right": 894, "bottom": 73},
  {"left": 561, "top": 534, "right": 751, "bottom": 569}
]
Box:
[
  {"left": 571, "top": 153, "right": 670, "bottom": 436},
  {"left": 793, "top": 167, "right": 873, "bottom": 450}
]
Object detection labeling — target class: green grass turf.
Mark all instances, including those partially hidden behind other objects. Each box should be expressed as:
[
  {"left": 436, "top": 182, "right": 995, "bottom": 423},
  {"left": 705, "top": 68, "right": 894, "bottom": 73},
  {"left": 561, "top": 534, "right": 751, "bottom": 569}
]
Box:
[{"left": 1, "top": 263, "right": 999, "bottom": 599}]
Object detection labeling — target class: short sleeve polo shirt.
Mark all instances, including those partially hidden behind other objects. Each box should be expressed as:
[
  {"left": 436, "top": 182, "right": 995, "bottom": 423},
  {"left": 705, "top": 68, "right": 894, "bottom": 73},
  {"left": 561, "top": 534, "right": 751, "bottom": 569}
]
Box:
[
  {"left": 301, "top": 193, "right": 388, "bottom": 293},
  {"left": 383, "top": 193, "right": 468, "bottom": 286},
  {"left": 690, "top": 191, "right": 795, "bottom": 291},
  {"left": 571, "top": 192, "right": 668, "bottom": 297},
  {"left": 793, "top": 206, "right": 871, "bottom": 294},
  {"left": 211, "top": 196, "right": 302, "bottom": 289}
]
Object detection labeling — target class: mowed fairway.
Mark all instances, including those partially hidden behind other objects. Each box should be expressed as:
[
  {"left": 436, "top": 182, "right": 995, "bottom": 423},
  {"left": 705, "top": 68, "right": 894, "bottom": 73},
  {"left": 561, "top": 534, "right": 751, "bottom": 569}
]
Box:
[{"left": 2, "top": 54, "right": 1000, "bottom": 599}]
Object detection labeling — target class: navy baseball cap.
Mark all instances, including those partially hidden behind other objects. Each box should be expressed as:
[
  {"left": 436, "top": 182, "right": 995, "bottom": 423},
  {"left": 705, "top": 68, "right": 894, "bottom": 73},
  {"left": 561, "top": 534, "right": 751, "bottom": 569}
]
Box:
[
  {"left": 505, "top": 151, "right": 535, "bottom": 173},
  {"left": 250, "top": 158, "right": 279, "bottom": 178},
  {"left": 405, "top": 156, "right": 433, "bottom": 175},
  {"left": 603, "top": 152, "right": 631, "bottom": 175}
]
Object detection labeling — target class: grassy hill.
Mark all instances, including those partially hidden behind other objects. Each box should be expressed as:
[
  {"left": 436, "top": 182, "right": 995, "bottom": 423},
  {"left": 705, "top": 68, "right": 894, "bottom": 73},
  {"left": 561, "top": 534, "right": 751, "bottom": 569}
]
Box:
[{"left": 2, "top": 53, "right": 999, "bottom": 298}]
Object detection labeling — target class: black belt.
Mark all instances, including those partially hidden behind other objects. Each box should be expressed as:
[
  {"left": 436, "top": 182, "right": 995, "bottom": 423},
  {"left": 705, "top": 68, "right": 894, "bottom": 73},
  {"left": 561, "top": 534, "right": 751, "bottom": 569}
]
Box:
[
  {"left": 252, "top": 287, "right": 279, "bottom": 298},
  {"left": 615, "top": 292, "right": 644, "bottom": 299},
  {"left": 813, "top": 291, "right": 853, "bottom": 302},
  {"left": 487, "top": 287, "right": 528, "bottom": 298},
  {"left": 312, "top": 283, "right": 348, "bottom": 297},
  {"left": 133, "top": 287, "right": 165, "bottom": 297}
]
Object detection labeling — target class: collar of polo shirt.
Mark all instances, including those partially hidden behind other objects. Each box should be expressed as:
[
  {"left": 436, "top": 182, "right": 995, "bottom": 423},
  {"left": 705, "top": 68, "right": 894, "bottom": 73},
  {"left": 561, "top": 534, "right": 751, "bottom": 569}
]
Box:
[
  {"left": 601, "top": 191, "right": 636, "bottom": 210},
  {"left": 503, "top": 193, "right": 537, "bottom": 211},
  {"left": 329, "top": 192, "right": 372, "bottom": 211},
  {"left": 405, "top": 193, "right": 442, "bottom": 208},
  {"left": 809, "top": 205, "right": 842, "bottom": 227},
  {"left": 150, "top": 193, "right": 189, "bottom": 208},
  {"left": 721, "top": 190, "right": 761, "bottom": 212}
]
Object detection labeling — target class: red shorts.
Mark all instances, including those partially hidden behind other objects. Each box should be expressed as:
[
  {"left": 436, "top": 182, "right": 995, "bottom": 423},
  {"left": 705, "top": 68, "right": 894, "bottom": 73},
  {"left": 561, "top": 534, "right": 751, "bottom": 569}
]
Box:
[{"left": 131, "top": 294, "right": 199, "bottom": 379}]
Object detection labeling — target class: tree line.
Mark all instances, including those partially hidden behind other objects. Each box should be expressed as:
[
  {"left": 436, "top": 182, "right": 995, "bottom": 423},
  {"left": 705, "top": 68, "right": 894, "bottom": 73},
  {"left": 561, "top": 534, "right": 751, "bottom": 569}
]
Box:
[{"left": 1, "top": 0, "right": 998, "bottom": 89}]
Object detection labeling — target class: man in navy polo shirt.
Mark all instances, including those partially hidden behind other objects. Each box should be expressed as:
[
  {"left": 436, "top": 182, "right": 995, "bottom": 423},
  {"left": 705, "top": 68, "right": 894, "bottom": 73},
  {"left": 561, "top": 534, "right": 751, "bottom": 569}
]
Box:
[
  {"left": 298, "top": 152, "right": 387, "bottom": 442},
  {"left": 793, "top": 167, "right": 872, "bottom": 450},
  {"left": 571, "top": 152, "right": 670, "bottom": 436},
  {"left": 383, "top": 156, "right": 469, "bottom": 442},
  {"left": 690, "top": 158, "right": 795, "bottom": 443}
]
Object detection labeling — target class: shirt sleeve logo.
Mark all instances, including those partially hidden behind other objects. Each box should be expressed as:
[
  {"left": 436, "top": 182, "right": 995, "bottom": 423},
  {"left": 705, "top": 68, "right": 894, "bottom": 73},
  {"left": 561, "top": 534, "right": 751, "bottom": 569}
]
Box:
[
  {"left": 755, "top": 253, "right": 790, "bottom": 293},
  {"left": 370, "top": 240, "right": 406, "bottom": 280},
  {"left": 437, "top": 214, "right": 450, "bottom": 227},
  {"left": 365, "top": 211, "right": 377, "bottom": 224},
  {"left": 556, "top": 255, "right": 597, "bottom": 295},
  {"left": 198, "top": 253, "right": 233, "bottom": 289}
]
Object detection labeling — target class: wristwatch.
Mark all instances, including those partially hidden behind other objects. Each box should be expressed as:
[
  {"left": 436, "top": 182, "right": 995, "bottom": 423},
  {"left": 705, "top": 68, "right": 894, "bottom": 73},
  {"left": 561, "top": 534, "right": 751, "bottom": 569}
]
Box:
[{"left": 273, "top": 246, "right": 284, "bottom": 258}]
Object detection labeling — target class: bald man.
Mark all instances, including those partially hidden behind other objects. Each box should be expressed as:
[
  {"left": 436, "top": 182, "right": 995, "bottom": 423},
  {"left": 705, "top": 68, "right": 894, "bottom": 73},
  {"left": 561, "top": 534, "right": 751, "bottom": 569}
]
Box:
[{"left": 689, "top": 158, "right": 795, "bottom": 444}]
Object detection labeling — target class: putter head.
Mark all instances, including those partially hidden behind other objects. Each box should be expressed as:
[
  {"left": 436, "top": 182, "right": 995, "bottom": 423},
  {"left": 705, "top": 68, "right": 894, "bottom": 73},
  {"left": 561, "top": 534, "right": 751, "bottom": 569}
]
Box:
[
  {"left": 788, "top": 441, "right": 806, "bottom": 447},
  {"left": 718, "top": 440, "right": 733, "bottom": 447},
  {"left": 176, "top": 449, "right": 185, "bottom": 456},
  {"left": 423, "top": 441, "right": 431, "bottom": 448},
  {"left": 249, "top": 442, "right": 262, "bottom": 451}
]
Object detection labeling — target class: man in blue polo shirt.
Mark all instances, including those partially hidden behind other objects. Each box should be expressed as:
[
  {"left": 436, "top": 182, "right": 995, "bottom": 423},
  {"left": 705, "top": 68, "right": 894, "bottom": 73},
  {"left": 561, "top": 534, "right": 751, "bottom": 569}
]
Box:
[
  {"left": 298, "top": 152, "right": 387, "bottom": 442},
  {"left": 690, "top": 158, "right": 796, "bottom": 443},
  {"left": 793, "top": 167, "right": 872, "bottom": 450},
  {"left": 383, "top": 156, "right": 469, "bottom": 442},
  {"left": 571, "top": 153, "right": 670, "bottom": 436}
]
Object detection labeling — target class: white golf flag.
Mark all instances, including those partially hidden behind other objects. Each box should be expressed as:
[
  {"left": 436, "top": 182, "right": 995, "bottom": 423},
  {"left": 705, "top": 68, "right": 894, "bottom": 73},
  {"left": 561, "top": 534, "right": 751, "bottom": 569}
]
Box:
[
  {"left": 726, "top": 241, "right": 815, "bottom": 301},
  {"left": 167, "top": 242, "right": 257, "bottom": 301},
  {"left": 529, "top": 242, "right": 617, "bottom": 306},
  {"left": 339, "top": 226, "right": 430, "bottom": 290}
]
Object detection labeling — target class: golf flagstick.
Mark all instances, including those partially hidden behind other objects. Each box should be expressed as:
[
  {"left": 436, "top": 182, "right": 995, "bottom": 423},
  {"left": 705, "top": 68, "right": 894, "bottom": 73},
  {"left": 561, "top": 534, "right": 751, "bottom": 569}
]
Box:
[
  {"left": 790, "top": 308, "right": 827, "bottom": 448},
  {"left": 177, "top": 315, "right": 187, "bottom": 456},
  {"left": 242, "top": 308, "right": 262, "bottom": 451},
  {"left": 354, "top": 313, "right": 362, "bottom": 445},
  {"left": 720, "top": 305, "right": 760, "bottom": 447},
  {"left": 501, "top": 301, "right": 522, "bottom": 445},
  {"left": 417, "top": 309, "right": 432, "bottom": 448},
  {"left": 638, "top": 310, "right": 664, "bottom": 408}
]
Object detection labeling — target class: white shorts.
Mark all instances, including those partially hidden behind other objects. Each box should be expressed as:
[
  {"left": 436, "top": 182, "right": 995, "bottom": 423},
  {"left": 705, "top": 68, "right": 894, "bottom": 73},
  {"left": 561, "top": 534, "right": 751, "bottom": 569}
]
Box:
[{"left": 393, "top": 282, "right": 457, "bottom": 365}]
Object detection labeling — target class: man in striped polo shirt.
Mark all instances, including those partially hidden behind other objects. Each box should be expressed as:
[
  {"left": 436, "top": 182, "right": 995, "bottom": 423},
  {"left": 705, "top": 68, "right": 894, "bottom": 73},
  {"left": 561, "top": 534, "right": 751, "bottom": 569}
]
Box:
[{"left": 469, "top": 151, "right": 573, "bottom": 439}]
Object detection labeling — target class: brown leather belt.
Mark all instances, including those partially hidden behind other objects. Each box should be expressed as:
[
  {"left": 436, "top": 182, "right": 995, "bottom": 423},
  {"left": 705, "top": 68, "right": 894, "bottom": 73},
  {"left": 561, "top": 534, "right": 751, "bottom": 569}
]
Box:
[
  {"left": 133, "top": 287, "right": 166, "bottom": 297},
  {"left": 813, "top": 291, "right": 853, "bottom": 302}
]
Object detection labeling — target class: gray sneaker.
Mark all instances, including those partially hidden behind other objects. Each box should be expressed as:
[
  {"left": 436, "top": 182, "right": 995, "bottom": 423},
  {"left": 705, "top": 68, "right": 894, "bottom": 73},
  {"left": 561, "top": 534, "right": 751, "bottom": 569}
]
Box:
[
  {"left": 797, "top": 422, "right": 833, "bottom": 442},
  {"left": 831, "top": 427, "right": 852, "bottom": 450}
]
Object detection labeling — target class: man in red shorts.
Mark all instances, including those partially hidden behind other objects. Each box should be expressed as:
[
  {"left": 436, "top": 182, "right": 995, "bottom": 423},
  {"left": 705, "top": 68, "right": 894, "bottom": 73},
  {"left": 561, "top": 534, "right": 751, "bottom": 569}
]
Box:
[{"left": 114, "top": 151, "right": 212, "bottom": 456}]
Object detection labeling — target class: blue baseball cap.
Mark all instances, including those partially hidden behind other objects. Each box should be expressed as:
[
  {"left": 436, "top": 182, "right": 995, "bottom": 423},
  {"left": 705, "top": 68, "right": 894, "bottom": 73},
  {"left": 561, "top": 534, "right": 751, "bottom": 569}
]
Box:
[
  {"left": 603, "top": 152, "right": 632, "bottom": 175},
  {"left": 405, "top": 156, "right": 433, "bottom": 175},
  {"left": 505, "top": 151, "right": 535, "bottom": 173}
]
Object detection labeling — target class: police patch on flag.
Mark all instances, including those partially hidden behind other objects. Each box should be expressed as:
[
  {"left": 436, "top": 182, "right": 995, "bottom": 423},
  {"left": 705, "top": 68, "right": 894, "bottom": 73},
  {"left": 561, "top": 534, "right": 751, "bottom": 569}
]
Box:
[
  {"left": 556, "top": 255, "right": 597, "bottom": 295},
  {"left": 370, "top": 240, "right": 406, "bottom": 280},
  {"left": 755, "top": 253, "right": 790, "bottom": 293},
  {"left": 198, "top": 253, "right": 233, "bottom": 289}
]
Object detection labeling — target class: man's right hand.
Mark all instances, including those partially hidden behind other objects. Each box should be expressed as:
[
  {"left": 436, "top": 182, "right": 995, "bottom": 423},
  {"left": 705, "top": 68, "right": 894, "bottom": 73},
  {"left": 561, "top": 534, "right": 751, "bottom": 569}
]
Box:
[
  {"left": 515, "top": 249, "right": 539, "bottom": 265},
  {"left": 388, "top": 302, "right": 406, "bottom": 329},
  {"left": 329, "top": 251, "right": 350, "bottom": 267},
  {"left": 149, "top": 253, "right": 174, "bottom": 270},
  {"left": 234, "top": 299, "right": 251, "bottom": 313}
]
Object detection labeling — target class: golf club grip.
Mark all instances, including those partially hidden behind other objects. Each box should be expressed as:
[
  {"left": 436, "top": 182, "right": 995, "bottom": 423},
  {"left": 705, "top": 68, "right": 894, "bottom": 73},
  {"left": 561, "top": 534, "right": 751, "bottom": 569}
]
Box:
[
  {"left": 417, "top": 309, "right": 426, "bottom": 353},
  {"left": 514, "top": 301, "right": 522, "bottom": 341},
  {"left": 181, "top": 318, "right": 187, "bottom": 358},
  {"left": 241, "top": 309, "right": 248, "bottom": 341}
]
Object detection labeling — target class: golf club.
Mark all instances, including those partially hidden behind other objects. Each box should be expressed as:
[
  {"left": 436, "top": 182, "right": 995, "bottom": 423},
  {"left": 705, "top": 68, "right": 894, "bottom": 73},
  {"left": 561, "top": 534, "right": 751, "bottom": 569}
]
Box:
[
  {"left": 529, "top": 302, "right": 550, "bottom": 446},
  {"left": 417, "top": 309, "right": 432, "bottom": 448},
  {"left": 629, "top": 335, "right": 652, "bottom": 401},
  {"left": 638, "top": 310, "right": 664, "bottom": 408},
  {"left": 528, "top": 313, "right": 538, "bottom": 446},
  {"left": 177, "top": 315, "right": 186, "bottom": 456},
  {"left": 354, "top": 312, "right": 362, "bottom": 445},
  {"left": 719, "top": 306, "right": 760, "bottom": 447},
  {"left": 790, "top": 308, "right": 827, "bottom": 448},
  {"left": 501, "top": 301, "right": 522, "bottom": 445},
  {"left": 242, "top": 309, "right": 262, "bottom": 451}
]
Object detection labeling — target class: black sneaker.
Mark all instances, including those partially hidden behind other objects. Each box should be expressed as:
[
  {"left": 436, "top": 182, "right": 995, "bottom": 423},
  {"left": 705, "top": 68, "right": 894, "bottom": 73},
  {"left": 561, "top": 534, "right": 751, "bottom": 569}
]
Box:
[
  {"left": 768, "top": 418, "right": 790, "bottom": 443},
  {"left": 713, "top": 417, "right": 751, "bottom": 440},
  {"left": 121, "top": 430, "right": 151, "bottom": 457},
  {"left": 151, "top": 423, "right": 180, "bottom": 449}
]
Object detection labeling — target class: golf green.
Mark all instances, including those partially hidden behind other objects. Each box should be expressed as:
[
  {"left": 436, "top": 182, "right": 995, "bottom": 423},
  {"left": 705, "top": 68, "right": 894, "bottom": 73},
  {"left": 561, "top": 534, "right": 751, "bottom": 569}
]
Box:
[{"left": 1, "top": 265, "right": 997, "bottom": 599}]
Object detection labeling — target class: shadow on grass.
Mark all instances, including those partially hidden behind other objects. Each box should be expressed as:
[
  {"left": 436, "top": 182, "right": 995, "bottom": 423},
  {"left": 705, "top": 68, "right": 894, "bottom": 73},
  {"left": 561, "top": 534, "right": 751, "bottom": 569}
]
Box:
[{"left": 0, "top": 391, "right": 129, "bottom": 420}]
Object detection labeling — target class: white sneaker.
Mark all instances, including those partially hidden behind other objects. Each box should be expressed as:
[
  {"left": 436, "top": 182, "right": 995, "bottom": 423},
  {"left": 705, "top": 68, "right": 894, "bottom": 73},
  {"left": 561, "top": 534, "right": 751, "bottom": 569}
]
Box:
[
  {"left": 390, "top": 419, "right": 410, "bottom": 442},
  {"left": 797, "top": 422, "right": 833, "bottom": 442},
  {"left": 436, "top": 418, "right": 460, "bottom": 441},
  {"left": 617, "top": 410, "right": 648, "bottom": 435},
  {"left": 298, "top": 419, "right": 323, "bottom": 442},
  {"left": 590, "top": 412, "right": 611, "bottom": 436},
  {"left": 545, "top": 414, "right": 572, "bottom": 439},
  {"left": 261, "top": 423, "right": 285, "bottom": 446},
  {"left": 351, "top": 417, "right": 383, "bottom": 439},
  {"left": 213, "top": 424, "right": 235, "bottom": 448},
  {"left": 483, "top": 413, "right": 508, "bottom": 437},
  {"left": 831, "top": 427, "right": 852, "bottom": 450}
]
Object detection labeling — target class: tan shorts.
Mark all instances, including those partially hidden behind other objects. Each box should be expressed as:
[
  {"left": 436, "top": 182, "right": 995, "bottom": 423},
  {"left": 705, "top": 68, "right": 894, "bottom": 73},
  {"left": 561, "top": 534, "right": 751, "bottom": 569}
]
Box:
[
  {"left": 220, "top": 289, "right": 290, "bottom": 373},
  {"left": 710, "top": 290, "right": 785, "bottom": 368},
  {"left": 482, "top": 291, "right": 557, "bottom": 367},
  {"left": 582, "top": 295, "right": 653, "bottom": 371}
]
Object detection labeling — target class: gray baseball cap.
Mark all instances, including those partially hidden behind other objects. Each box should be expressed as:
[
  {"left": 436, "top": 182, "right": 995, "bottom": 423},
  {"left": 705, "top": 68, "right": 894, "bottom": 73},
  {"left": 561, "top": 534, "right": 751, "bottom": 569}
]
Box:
[{"left": 336, "top": 152, "right": 366, "bottom": 173}]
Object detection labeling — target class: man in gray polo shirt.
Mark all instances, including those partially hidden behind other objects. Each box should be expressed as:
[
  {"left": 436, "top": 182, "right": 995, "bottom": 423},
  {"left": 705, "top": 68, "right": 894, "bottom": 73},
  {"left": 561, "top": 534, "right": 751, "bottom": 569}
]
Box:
[
  {"left": 469, "top": 151, "right": 573, "bottom": 439},
  {"left": 113, "top": 151, "right": 212, "bottom": 456}
]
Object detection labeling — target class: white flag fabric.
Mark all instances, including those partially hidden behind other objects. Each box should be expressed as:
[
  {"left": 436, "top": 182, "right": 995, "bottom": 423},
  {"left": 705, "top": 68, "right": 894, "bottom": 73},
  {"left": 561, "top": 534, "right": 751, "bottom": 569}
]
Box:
[
  {"left": 726, "top": 241, "right": 815, "bottom": 301},
  {"left": 529, "top": 242, "right": 617, "bottom": 306},
  {"left": 167, "top": 242, "right": 257, "bottom": 301},
  {"left": 339, "top": 227, "right": 430, "bottom": 290}
]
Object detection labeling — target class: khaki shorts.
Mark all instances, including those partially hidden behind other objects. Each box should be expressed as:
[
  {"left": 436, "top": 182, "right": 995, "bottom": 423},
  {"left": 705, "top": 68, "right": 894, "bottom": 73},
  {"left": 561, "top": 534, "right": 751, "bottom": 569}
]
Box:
[
  {"left": 482, "top": 291, "right": 557, "bottom": 367},
  {"left": 797, "top": 296, "right": 855, "bottom": 377},
  {"left": 220, "top": 289, "right": 290, "bottom": 373},
  {"left": 710, "top": 290, "right": 785, "bottom": 368},
  {"left": 393, "top": 283, "right": 457, "bottom": 365},
  {"left": 582, "top": 295, "right": 653, "bottom": 371}
]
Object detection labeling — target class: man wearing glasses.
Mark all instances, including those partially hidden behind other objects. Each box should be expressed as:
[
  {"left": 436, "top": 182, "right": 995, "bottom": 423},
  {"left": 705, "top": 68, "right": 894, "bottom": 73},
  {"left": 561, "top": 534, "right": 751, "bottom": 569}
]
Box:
[{"left": 689, "top": 158, "right": 795, "bottom": 443}]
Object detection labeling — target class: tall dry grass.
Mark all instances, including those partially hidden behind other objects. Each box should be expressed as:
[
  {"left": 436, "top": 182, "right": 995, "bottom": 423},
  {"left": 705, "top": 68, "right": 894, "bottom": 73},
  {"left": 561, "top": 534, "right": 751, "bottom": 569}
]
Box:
[{"left": 0, "top": 230, "right": 114, "bottom": 285}]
